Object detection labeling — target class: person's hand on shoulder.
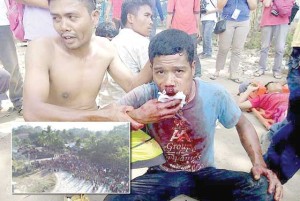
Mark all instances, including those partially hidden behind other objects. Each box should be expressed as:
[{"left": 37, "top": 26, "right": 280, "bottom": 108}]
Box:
[{"left": 251, "top": 165, "right": 283, "bottom": 201}]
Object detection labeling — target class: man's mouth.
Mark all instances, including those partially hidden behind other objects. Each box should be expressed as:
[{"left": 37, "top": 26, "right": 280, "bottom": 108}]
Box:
[
  {"left": 164, "top": 87, "right": 176, "bottom": 96},
  {"left": 61, "top": 35, "right": 76, "bottom": 43}
]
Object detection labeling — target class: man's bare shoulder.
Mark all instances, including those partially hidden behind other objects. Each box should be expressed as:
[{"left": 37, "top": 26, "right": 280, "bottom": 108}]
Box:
[
  {"left": 93, "top": 36, "right": 117, "bottom": 56},
  {"left": 28, "top": 37, "right": 57, "bottom": 48},
  {"left": 27, "top": 37, "right": 58, "bottom": 58}
]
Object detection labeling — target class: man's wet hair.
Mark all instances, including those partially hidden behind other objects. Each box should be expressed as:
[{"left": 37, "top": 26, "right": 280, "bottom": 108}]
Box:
[
  {"left": 48, "top": 0, "right": 96, "bottom": 13},
  {"left": 96, "top": 22, "right": 119, "bottom": 39},
  {"left": 121, "top": 0, "right": 153, "bottom": 27},
  {"left": 148, "top": 29, "right": 194, "bottom": 65}
]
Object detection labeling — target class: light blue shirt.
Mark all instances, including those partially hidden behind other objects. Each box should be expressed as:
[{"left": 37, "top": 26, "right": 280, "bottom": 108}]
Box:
[{"left": 119, "top": 78, "right": 242, "bottom": 172}]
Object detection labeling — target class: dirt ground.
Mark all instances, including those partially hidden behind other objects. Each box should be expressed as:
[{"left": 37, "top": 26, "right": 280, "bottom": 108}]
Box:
[{"left": 0, "top": 39, "right": 299, "bottom": 201}]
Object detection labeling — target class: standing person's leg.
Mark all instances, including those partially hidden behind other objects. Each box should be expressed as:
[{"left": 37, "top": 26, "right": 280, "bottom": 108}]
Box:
[
  {"left": 104, "top": 167, "right": 194, "bottom": 201},
  {"left": 201, "top": 20, "right": 207, "bottom": 55},
  {"left": 191, "top": 167, "right": 273, "bottom": 201},
  {"left": 211, "top": 20, "right": 235, "bottom": 79},
  {"left": 255, "top": 26, "right": 274, "bottom": 76},
  {"left": 0, "top": 68, "right": 11, "bottom": 110},
  {"left": 229, "top": 19, "right": 250, "bottom": 82},
  {"left": 0, "top": 25, "right": 23, "bottom": 111},
  {"left": 201, "top": 20, "right": 215, "bottom": 58},
  {"left": 272, "top": 24, "right": 289, "bottom": 79},
  {"left": 190, "top": 33, "right": 202, "bottom": 77}
]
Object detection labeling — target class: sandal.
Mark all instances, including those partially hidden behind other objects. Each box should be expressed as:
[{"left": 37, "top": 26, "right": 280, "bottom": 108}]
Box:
[
  {"left": 254, "top": 70, "right": 264, "bottom": 77},
  {"left": 229, "top": 78, "right": 242, "bottom": 84},
  {"left": 209, "top": 72, "right": 219, "bottom": 80},
  {"left": 273, "top": 72, "right": 283, "bottom": 79}
]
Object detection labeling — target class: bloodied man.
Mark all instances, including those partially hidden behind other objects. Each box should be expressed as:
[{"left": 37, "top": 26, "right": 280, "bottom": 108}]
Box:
[{"left": 105, "top": 29, "right": 283, "bottom": 201}]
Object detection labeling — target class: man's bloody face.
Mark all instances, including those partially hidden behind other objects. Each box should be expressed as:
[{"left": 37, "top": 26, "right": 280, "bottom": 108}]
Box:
[{"left": 152, "top": 53, "right": 195, "bottom": 97}]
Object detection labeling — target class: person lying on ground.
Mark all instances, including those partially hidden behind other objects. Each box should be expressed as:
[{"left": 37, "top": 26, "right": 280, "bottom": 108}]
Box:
[
  {"left": 105, "top": 29, "right": 282, "bottom": 201},
  {"left": 263, "top": 19, "right": 300, "bottom": 185},
  {"left": 238, "top": 81, "right": 289, "bottom": 123}
]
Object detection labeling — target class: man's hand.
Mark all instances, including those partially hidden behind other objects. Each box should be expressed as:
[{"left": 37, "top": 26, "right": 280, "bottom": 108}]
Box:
[
  {"left": 103, "top": 103, "right": 144, "bottom": 130},
  {"left": 246, "top": 83, "right": 259, "bottom": 92},
  {"left": 251, "top": 165, "right": 283, "bottom": 201},
  {"left": 128, "top": 99, "right": 182, "bottom": 124}
]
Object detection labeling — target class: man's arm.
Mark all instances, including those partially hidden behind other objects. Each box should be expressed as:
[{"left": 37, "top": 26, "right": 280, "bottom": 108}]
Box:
[
  {"left": 16, "top": 0, "right": 48, "bottom": 8},
  {"left": 23, "top": 39, "right": 142, "bottom": 127},
  {"left": 262, "top": 0, "right": 272, "bottom": 7},
  {"left": 195, "top": 0, "right": 201, "bottom": 37},
  {"left": 217, "top": 0, "right": 229, "bottom": 10},
  {"left": 166, "top": 0, "right": 175, "bottom": 29},
  {"left": 238, "top": 85, "right": 258, "bottom": 110},
  {"left": 236, "top": 114, "right": 283, "bottom": 201},
  {"left": 247, "top": 0, "right": 258, "bottom": 10}
]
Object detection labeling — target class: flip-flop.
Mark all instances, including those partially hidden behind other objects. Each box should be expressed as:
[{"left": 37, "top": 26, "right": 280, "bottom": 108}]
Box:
[
  {"left": 229, "top": 78, "right": 242, "bottom": 84},
  {"left": 209, "top": 74, "right": 218, "bottom": 80}
]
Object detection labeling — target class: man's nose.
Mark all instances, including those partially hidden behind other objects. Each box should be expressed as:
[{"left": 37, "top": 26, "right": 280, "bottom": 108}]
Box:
[
  {"left": 165, "top": 73, "right": 175, "bottom": 85},
  {"left": 59, "top": 19, "right": 70, "bottom": 32}
]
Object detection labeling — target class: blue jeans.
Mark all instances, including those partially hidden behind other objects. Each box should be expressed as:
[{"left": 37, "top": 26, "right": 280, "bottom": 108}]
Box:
[
  {"left": 0, "top": 25, "right": 23, "bottom": 108},
  {"left": 201, "top": 20, "right": 215, "bottom": 56},
  {"left": 105, "top": 167, "right": 273, "bottom": 201},
  {"left": 190, "top": 33, "right": 201, "bottom": 77}
]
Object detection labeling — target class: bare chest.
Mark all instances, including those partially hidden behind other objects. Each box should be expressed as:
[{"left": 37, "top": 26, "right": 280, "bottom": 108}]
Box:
[{"left": 48, "top": 58, "right": 107, "bottom": 106}]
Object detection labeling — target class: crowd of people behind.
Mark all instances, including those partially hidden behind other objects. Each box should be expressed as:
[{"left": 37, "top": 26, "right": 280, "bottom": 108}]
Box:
[
  {"left": 39, "top": 154, "right": 129, "bottom": 193},
  {"left": 1, "top": 0, "right": 300, "bottom": 200}
]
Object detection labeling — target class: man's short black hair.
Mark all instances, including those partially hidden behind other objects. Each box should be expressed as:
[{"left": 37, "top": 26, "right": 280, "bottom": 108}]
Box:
[
  {"left": 148, "top": 29, "right": 194, "bottom": 65},
  {"left": 265, "top": 81, "right": 278, "bottom": 88},
  {"left": 121, "top": 0, "right": 153, "bottom": 27},
  {"left": 96, "top": 22, "right": 119, "bottom": 39},
  {"left": 48, "top": 0, "right": 96, "bottom": 13}
]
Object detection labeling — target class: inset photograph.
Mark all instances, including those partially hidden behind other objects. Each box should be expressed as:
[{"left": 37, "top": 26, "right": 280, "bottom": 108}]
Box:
[{"left": 12, "top": 122, "right": 130, "bottom": 194}]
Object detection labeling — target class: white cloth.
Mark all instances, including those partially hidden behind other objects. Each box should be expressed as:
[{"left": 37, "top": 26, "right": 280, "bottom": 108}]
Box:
[
  {"left": 201, "top": 0, "right": 218, "bottom": 22},
  {"left": 98, "top": 28, "right": 150, "bottom": 108},
  {"left": 23, "top": 6, "right": 57, "bottom": 40},
  {"left": 157, "top": 91, "right": 186, "bottom": 108},
  {"left": 0, "top": 1, "right": 9, "bottom": 26}
]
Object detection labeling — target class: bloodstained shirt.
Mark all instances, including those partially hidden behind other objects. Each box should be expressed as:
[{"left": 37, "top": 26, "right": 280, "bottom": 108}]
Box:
[{"left": 119, "top": 78, "right": 241, "bottom": 172}]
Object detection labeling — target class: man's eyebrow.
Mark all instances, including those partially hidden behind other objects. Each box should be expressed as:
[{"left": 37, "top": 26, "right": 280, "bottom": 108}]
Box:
[{"left": 153, "top": 66, "right": 163, "bottom": 70}]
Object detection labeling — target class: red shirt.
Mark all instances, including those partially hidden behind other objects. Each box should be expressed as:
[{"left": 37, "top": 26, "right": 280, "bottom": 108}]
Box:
[
  {"left": 167, "top": 0, "right": 200, "bottom": 35},
  {"left": 249, "top": 93, "right": 289, "bottom": 122},
  {"left": 111, "top": 0, "right": 123, "bottom": 20}
]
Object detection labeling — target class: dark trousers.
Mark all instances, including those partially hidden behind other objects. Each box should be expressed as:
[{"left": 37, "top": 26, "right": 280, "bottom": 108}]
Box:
[{"left": 105, "top": 167, "right": 273, "bottom": 201}]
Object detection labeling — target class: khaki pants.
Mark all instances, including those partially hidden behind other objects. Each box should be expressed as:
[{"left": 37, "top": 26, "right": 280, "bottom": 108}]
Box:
[{"left": 215, "top": 20, "right": 250, "bottom": 79}]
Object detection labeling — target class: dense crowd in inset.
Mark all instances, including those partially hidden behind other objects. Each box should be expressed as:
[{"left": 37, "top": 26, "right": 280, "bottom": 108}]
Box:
[{"left": 1, "top": 0, "right": 300, "bottom": 201}]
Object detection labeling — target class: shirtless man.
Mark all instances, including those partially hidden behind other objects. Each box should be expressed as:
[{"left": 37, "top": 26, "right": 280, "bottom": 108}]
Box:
[{"left": 23, "top": 0, "right": 181, "bottom": 126}]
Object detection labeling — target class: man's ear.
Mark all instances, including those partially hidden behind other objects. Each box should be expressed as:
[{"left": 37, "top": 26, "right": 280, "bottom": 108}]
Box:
[
  {"left": 191, "top": 61, "right": 196, "bottom": 77},
  {"left": 91, "top": 10, "right": 100, "bottom": 28},
  {"left": 127, "top": 13, "right": 135, "bottom": 24}
]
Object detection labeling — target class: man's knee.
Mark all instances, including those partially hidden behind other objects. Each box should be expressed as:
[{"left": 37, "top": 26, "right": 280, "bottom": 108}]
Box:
[{"left": 244, "top": 175, "right": 274, "bottom": 201}]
